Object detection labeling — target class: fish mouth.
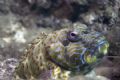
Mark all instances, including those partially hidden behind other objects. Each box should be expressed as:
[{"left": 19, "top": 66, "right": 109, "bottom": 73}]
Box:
[
  {"left": 80, "top": 39, "right": 109, "bottom": 64},
  {"left": 96, "top": 40, "right": 109, "bottom": 54},
  {"left": 65, "top": 39, "right": 109, "bottom": 67},
  {"left": 63, "top": 37, "right": 109, "bottom": 72}
]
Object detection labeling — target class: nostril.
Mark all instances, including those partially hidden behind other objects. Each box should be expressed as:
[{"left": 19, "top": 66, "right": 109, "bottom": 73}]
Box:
[{"left": 83, "top": 31, "right": 89, "bottom": 34}]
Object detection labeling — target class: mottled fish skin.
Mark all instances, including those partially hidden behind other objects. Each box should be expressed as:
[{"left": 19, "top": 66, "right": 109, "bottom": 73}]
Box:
[
  {"left": 13, "top": 23, "right": 109, "bottom": 80},
  {"left": 14, "top": 29, "right": 71, "bottom": 80}
]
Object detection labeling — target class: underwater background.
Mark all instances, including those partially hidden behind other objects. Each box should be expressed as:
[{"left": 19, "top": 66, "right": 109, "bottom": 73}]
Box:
[{"left": 0, "top": 0, "right": 120, "bottom": 80}]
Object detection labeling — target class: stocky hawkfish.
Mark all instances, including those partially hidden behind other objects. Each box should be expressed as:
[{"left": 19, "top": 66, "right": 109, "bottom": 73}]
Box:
[{"left": 14, "top": 23, "right": 109, "bottom": 80}]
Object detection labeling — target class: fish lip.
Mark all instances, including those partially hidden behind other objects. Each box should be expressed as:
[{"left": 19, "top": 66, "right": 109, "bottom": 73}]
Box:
[
  {"left": 79, "top": 48, "right": 87, "bottom": 64},
  {"left": 92, "top": 40, "right": 108, "bottom": 54},
  {"left": 79, "top": 40, "right": 108, "bottom": 64}
]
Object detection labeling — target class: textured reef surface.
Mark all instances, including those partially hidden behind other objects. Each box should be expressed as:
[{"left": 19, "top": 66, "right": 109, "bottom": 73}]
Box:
[{"left": 0, "top": 0, "right": 120, "bottom": 80}]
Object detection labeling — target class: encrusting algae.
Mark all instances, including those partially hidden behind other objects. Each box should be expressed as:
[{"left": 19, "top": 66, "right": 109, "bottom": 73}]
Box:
[{"left": 13, "top": 23, "right": 109, "bottom": 80}]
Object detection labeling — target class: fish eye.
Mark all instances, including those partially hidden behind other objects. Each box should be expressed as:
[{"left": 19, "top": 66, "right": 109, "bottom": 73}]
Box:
[
  {"left": 67, "top": 31, "right": 80, "bottom": 42},
  {"left": 70, "top": 32, "right": 77, "bottom": 37}
]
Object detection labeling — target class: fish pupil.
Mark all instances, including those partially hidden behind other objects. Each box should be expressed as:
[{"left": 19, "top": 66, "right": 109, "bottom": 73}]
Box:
[
  {"left": 67, "top": 31, "right": 80, "bottom": 42},
  {"left": 70, "top": 32, "right": 77, "bottom": 37}
]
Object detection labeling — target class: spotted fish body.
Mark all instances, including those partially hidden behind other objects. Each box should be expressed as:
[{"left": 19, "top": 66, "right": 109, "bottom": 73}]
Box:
[{"left": 14, "top": 23, "right": 109, "bottom": 80}]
